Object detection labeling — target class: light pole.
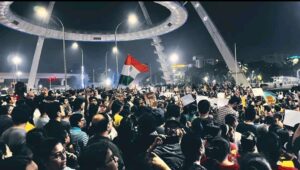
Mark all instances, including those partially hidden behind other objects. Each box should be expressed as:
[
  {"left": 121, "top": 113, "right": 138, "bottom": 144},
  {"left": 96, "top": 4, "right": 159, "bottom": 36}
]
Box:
[
  {"left": 113, "top": 13, "right": 138, "bottom": 75},
  {"left": 72, "top": 42, "right": 84, "bottom": 89},
  {"left": 34, "top": 6, "right": 67, "bottom": 91},
  {"left": 12, "top": 55, "right": 21, "bottom": 83}
]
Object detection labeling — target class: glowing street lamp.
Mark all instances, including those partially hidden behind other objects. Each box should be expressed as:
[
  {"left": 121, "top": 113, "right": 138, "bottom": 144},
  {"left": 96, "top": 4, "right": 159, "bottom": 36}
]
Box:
[
  {"left": 112, "top": 46, "right": 118, "bottom": 54},
  {"left": 114, "top": 13, "right": 139, "bottom": 75},
  {"left": 71, "top": 42, "right": 84, "bottom": 88},
  {"left": 169, "top": 53, "right": 179, "bottom": 63},
  {"left": 203, "top": 76, "right": 209, "bottom": 83},
  {"left": 34, "top": 6, "right": 67, "bottom": 90},
  {"left": 12, "top": 55, "right": 22, "bottom": 82},
  {"left": 105, "top": 78, "right": 112, "bottom": 86}
]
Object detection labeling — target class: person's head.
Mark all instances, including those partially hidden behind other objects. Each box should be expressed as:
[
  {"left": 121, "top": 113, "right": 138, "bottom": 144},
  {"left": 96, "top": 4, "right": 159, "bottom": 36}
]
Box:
[
  {"left": 244, "top": 106, "right": 256, "bottom": 122},
  {"left": 26, "top": 128, "right": 46, "bottom": 155},
  {"left": 79, "top": 140, "right": 119, "bottom": 170},
  {"left": 181, "top": 133, "right": 204, "bottom": 164},
  {"left": 137, "top": 113, "right": 157, "bottom": 135},
  {"left": 46, "top": 102, "right": 62, "bottom": 120},
  {"left": 111, "top": 100, "right": 123, "bottom": 115},
  {"left": 69, "top": 113, "right": 85, "bottom": 129},
  {"left": 228, "top": 95, "right": 241, "bottom": 110},
  {"left": 274, "top": 105, "right": 281, "bottom": 112},
  {"left": 165, "top": 117, "right": 181, "bottom": 137},
  {"left": 241, "top": 132, "right": 257, "bottom": 153},
  {"left": 165, "top": 104, "right": 181, "bottom": 119},
  {"left": 11, "top": 105, "right": 30, "bottom": 125},
  {"left": 225, "top": 114, "right": 238, "bottom": 129},
  {"left": 0, "top": 156, "right": 38, "bottom": 170},
  {"left": 198, "top": 99, "right": 210, "bottom": 115},
  {"left": 257, "top": 132, "right": 281, "bottom": 166},
  {"left": 73, "top": 98, "right": 85, "bottom": 111},
  {"left": 264, "top": 116, "right": 275, "bottom": 125},
  {"left": 90, "top": 113, "right": 112, "bottom": 136},
  {"left": 38, "top": 138, "right": 67, "bottom": 170},
  {"left": 239, "top": 153, "right": 272, "bottom": 170},
  {"left": 264, "top": 105, "right": 272, "bottom": 113},
  {"left": 206, "top": 137, "right": 230, "bottom": 162},
  {"left": 273, "top": 113, "right": 283, "bottom": 122}
]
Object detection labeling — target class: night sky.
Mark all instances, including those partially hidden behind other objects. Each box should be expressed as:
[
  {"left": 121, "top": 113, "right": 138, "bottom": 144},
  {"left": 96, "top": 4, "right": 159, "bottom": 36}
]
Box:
[{"left": 0, "top": 1, "right": 300, "bottom": 77}]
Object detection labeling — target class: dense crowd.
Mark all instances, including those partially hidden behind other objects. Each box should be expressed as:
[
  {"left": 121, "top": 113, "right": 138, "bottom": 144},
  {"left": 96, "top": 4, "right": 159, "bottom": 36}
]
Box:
[{"left": 0, "top": 81, "right": 300, "bottom": 170}]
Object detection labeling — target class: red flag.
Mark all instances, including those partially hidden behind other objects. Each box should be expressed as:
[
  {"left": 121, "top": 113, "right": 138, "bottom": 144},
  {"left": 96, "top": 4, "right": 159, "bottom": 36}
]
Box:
[{"left": 124, "top": 54, "right": 149, "bottom": 73}]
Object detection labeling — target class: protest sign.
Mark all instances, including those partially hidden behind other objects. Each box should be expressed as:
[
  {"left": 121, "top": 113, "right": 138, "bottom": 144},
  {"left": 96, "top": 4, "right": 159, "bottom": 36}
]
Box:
[
  {"left": 181, "top": 94, "right": 195, "bottom": 106},
  {"left": 252, "top": 88, "right": 264, "bottom": 97},
  {"left": 283, "top": 110, "right": 300, "bottom": 127}
]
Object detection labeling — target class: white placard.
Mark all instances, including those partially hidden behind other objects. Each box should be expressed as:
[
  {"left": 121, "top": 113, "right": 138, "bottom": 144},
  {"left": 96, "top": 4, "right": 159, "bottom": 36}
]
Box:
[
  {"left": 252, "top": 88, "right": 264, "bottom": 97},
  {"left": 283, "top": 110, "right": 300, "bottom": 127},
  {"left": 181, "top": 94, "right": 195, "bottom": 106}
]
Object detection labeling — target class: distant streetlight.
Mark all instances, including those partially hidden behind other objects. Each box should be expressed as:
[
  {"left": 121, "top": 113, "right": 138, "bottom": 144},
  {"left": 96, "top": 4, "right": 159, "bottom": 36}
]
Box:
[
  {"left": 12, "top": 55, "right": 22, "bottom": 82},
  {"left": 203, "top": 76, "right": 209, "bottom": 82},
  {"left": 105, "top": 78, "right": 112, "bottom": 86},
  {"left": 293, "top": 58, "right": 299, "bottom": 65},
  {"left": 112, "top": 46, "right": 118, "bottom": 54},
  {"left": 71, "top": 42, "right": 85, "bottom": 89},
  {"left": 114, "top": 13, "right": 139, "bottom": 75},
  {"left": 257, "top": 74, "right": 262, "bottom": 81},
  {"left": 16, "top": 71, "right": 22, "bottom": 81},
  {"left": 169, "top": 53, "right": 179, "bottom": 63},
  {"left": 34, "top": 5, "right": 67, "bottom": 91}
]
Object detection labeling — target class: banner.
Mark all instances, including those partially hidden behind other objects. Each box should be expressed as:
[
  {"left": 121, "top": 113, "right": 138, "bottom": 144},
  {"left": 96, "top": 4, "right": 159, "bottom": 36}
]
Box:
[{"left": 181, "top": 94, "right": 195, "bottom": 106}]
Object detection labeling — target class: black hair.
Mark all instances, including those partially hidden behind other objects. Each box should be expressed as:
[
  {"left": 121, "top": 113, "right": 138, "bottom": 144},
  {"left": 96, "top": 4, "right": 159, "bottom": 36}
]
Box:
[
  {"left": 229, "top": 95, "right": 241, "bottom": 105},
  {"left": 73, "top": 98, "right": 84, "bottom": 111},
  {"left": 78, "top": 140, "right": 111, "bottom": 170},
  {"left": 26, "top": 128, "right": 46, "bottom": 155},
  {"left": 225, "top": 114, "right": 237, "bottom": 127},
  {"left": 111, "top": 100, "right": 123, "bottom": 115},
  {"left": 273, "top": 113, "right": 283, "bottom": 121},
  {"left": 181, "top": 133, "right": 203, "bottom": 168},
  {"left": 206, "top": 137, "right": 230, "bottom": 162},
  {"left": 274, "top": 105, "right": 281, "bottom": 112},
  {"left": 37, "top": 138, "right": 61, "bottom": 163},
  {"left": 198, "top": 99, "right": 210, "bottom": 114},
  {"left": 45, "top": 102, "right": 61, "bottom": 120},
  {"left": 264, "top": 105, "right": 272, "bottom": 112},
  {"left": 244, "top": 106, "right": 256, "bottom": 121},
  {"left": 257, "top": 132, "right": 281, "bottom": 167},
  {"left": 239, "top": 153, "right": 272, "bottom": 170},
  {"left": 11, "top": 105, "right": 30, "bottom": 125},
  {"left": 264, "top": 116, "right": 275, "bottom": 125},
  {"left": 241, "top": 131, "right": 257, "bottom": 153},
  {"left": 70, "top": 113, "right": 83, "bottom": 127},
  {"left": 165, "top": 104, "right": 180, "bottom": 119},
  {"left": 0, "top": 156, "right": 34, "bottom": 170},
  {"left": 137, "top": 113, "right": 157, "bottom": 135}
]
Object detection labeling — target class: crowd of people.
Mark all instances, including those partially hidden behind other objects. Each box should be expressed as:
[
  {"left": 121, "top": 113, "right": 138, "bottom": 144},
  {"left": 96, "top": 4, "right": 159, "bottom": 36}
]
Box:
[{"left": 0, "top": 81, "right": 300, "bottom": 170}]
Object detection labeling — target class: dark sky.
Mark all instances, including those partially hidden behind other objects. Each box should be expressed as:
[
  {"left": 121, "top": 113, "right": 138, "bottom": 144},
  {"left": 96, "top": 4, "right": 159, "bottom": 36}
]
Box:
[{"left": 0, "top": 1, "right": 300, "bottom": 76}]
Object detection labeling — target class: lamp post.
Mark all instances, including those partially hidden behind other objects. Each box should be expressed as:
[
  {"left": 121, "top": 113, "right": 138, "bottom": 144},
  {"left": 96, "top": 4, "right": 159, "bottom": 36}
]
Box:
[
  {"left": 113, "top": 13, "right": 138, "bottom": 75},
  {"left": 34, "top": 6, "right": 67, "bottom": 90},
  {"left": 72, "top": 42, "right": 84, "bottom": 89},
  {"left": 12, "top": 55, "right": 21, "bottom": 83}
]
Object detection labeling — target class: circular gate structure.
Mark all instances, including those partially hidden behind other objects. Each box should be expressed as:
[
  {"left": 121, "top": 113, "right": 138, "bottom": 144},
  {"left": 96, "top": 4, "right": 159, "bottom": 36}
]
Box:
[{"left": 0, "top": 1, "right": 188, "bottom": 42}]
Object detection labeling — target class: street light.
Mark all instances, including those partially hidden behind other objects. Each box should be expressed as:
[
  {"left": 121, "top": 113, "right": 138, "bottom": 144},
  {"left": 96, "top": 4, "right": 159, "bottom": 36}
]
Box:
[
  {"left": 12, "top": 55, "right": 22, "bottom": 82},
  {"left": 34, "top": 6, "right": 67, "bottom": 91},
  {"left": 169, "top": 53, "right": 179, "bottom": 63},
  {"left": 71, "top": 42, "right": 84, "bottom": 89},
  {"left": 114, "top": 13, "right": 139, "bottom": 75},
  {"left": 203, "top": 76, "right": 209, "bottom": 83}
]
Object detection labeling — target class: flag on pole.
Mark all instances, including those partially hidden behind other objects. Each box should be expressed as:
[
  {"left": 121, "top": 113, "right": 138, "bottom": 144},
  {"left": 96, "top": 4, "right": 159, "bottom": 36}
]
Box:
[{"left": 119, "top": 54, "right": 149, "bottom": 86}]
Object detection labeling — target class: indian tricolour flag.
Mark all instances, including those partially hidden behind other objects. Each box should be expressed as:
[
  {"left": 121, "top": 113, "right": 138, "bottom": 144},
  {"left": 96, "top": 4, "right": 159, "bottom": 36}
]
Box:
[{"left": 118, "top": 54, "right": 149, "bottom": 86}]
